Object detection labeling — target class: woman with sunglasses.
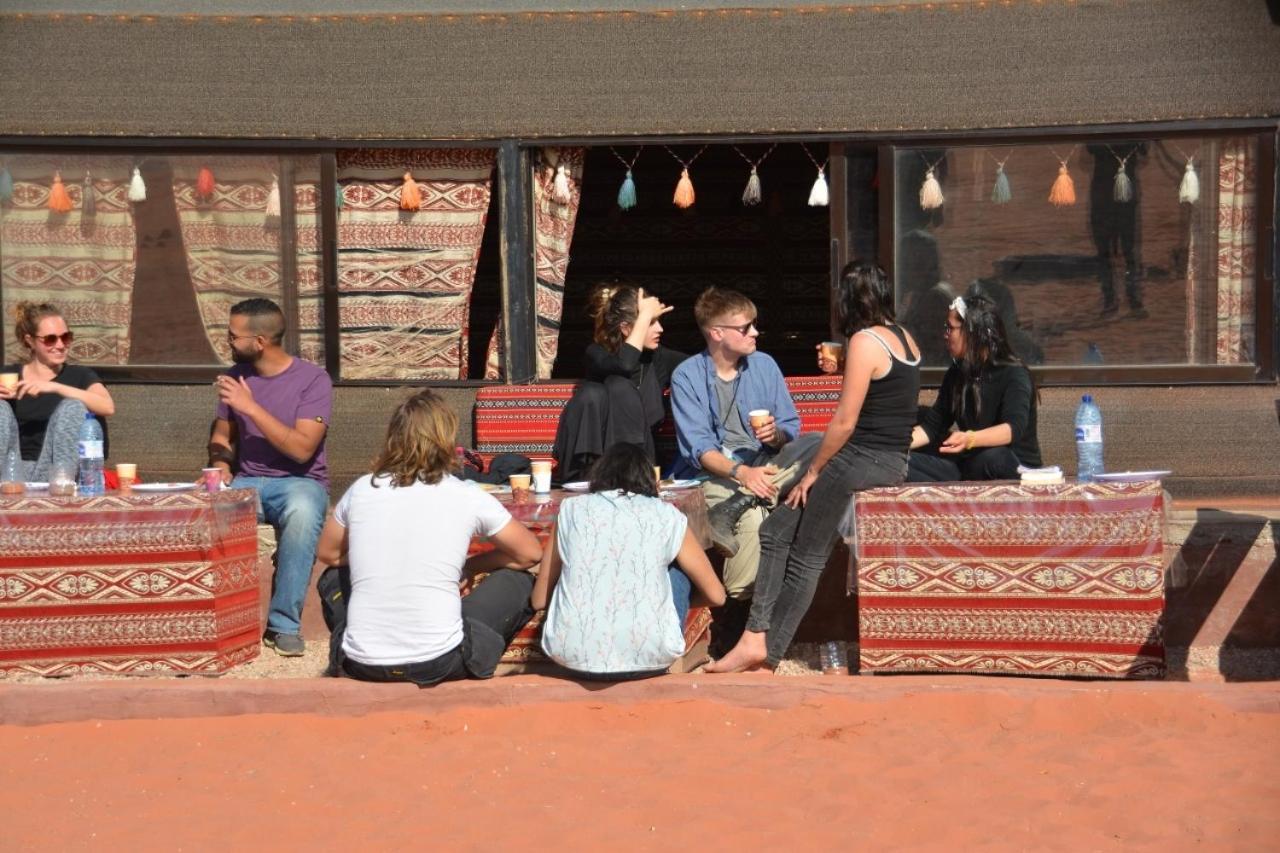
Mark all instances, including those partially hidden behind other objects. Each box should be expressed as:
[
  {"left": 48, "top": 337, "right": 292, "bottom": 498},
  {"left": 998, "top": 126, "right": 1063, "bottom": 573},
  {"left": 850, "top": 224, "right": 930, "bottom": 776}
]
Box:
[
  {"left": 0, "top": 301, "right": 115, "bottom": 480},
  {"left": 552, "top": 283, "right": 688, "bottom": 483},
  {"left": 906, "top": 294, "right": 1041, "bottom": 482}
]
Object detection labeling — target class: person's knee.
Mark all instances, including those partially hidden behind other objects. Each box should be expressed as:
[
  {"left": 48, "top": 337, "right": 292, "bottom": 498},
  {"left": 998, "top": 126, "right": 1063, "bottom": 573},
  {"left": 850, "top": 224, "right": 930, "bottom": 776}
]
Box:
[
  {"left": 277, "top": 481, "right": 328, "bottom": 532},
  {"left": 575, "top": 381, "right": 609, "bottom": 408},
  {"left": 970, "top": 447, "right": 1019, "bottom": 480}
]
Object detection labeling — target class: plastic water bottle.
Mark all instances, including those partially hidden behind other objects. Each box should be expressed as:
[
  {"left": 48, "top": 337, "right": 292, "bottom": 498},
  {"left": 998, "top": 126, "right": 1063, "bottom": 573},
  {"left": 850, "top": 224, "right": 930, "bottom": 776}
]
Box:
[
  {"left": 1074, "top": 394, "right": 1104, "bottom": 482},
  {"left": 77, "top": 412, "right": 105, "bottom": 496}
]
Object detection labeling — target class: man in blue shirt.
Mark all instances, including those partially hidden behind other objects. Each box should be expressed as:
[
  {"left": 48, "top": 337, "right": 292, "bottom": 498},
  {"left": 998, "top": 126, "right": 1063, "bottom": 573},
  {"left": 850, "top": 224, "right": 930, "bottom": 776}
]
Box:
[{"left": 671, "top": 289, "right": 819, "bottom": 636}]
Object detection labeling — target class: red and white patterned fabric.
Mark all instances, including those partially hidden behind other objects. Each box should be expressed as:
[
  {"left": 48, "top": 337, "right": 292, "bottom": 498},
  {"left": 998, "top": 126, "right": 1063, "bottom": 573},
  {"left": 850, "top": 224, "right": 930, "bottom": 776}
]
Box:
[
  {"left": 1, "top": 155, "right": 137, "bottom": 364},
  {"left": 1215, "top": 138, "right": 1255, "bottom": 365},
  {"left": 486, "top": 147, "right": 584, "bottom": 380},
  {"left": 854, "top": 480, "right": 1168, "bottom": 679},
  {"left": 0, "top": 490, "right": 260, "bottom": 677},
  {"left": 338, "top": 148, "right": 494, "bottom": 380}
]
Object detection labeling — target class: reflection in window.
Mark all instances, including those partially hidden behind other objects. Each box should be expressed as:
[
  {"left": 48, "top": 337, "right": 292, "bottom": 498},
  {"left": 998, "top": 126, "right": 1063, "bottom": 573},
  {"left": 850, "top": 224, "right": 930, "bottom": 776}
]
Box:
[{"left": 893, "top": 137, "right": 1258, "bottom": 368}]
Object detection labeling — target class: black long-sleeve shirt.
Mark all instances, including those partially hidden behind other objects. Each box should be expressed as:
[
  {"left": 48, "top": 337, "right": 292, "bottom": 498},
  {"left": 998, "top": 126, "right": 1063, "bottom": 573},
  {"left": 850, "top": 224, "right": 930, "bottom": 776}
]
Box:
[
  {"left": 584, "top": 342, "right": 689, "bottom": 429},
  {"left": 919, "top": 361, "right": 1042, "bottom": 467}
]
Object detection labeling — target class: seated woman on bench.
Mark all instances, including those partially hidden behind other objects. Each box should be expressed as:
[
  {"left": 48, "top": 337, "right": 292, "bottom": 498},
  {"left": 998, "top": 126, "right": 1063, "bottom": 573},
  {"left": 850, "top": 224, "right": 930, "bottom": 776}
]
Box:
[
  {"left": 907, "top": 294, "right": 1042, "bottom": 482},
  {"left": 533, "top": 442, "right": 724, "bottom": 679},
  {"left": 552, "top": 283, "right": 688, "bottom": 483}
]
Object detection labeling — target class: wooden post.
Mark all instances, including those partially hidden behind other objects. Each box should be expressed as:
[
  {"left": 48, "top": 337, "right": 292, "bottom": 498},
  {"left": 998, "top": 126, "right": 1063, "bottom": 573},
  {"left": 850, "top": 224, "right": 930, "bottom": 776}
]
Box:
[
  {"left": 319, "top": 152, "right": 340, "bottom": 380},
  {"left": 498, "top": 141, "right": 536, "bottom": 383}
]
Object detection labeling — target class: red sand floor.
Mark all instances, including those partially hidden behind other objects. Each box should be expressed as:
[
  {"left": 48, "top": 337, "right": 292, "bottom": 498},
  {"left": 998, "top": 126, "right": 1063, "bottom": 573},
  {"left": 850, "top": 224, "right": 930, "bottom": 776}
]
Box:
[{"left": 2, "top": 677, "right": 1277, "bottom": 850}]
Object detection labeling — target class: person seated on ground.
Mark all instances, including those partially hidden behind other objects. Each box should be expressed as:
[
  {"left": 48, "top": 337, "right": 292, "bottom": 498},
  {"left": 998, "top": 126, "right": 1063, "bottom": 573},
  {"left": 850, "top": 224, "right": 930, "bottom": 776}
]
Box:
[
  {"left": 0, "top": 301, "right": 115, "bottom": 481},
  {"left": 207, "top": 297, "right": 331, "bottom": 658},
  {"left": 906, "top": 294, "right": 1042, "bottom": 482},
  {"left": 316, "top": 389, "right": 543, "bottom": 687},
  {"left": 965, "top": 277, "right": 1045, "bottom": 365},
  {"left": 552, "top": 283, "right": 689, "bottom": 483},
  {"left": 707, "top": 262, "right": 920, "bottom": 673},
  {"left": 669, "top": 287, "right": 821, "bottom": 653},
  {"left": 532, "top": 442, "right": 724, "bottom": 680}
]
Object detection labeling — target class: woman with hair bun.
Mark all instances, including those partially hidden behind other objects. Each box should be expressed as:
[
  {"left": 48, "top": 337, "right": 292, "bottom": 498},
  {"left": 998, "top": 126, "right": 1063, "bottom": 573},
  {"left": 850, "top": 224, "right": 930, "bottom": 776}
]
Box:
[
  {"left": 1, "top": 301, "right": 115, "bottom": 479},
  {"left": 551, "top": 283, "right": 688, "bottom": 483},
  {"left": 907, "top": 293, "right": 1042, "bottom": 482}
]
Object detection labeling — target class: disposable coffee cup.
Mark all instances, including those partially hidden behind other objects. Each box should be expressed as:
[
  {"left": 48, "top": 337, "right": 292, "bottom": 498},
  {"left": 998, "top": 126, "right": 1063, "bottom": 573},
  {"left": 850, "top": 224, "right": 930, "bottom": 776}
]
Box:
[
  {"left": 201, "top": 467, "right": 223, "bottom": 493},
  {"left": 116, "top": 463, "right": 137, "bottom": 492},
  {"left": 820, "top": 341, "right": 846, "bottom": 366},
  {"left": 0, "top": 372, "right": 18, "bottom": 393},
  {"left": 748, "top": 409, "right": 771, "bottom": 429},
  {"left": 530, "top": 461, "right": 552, "bottom": 494}
]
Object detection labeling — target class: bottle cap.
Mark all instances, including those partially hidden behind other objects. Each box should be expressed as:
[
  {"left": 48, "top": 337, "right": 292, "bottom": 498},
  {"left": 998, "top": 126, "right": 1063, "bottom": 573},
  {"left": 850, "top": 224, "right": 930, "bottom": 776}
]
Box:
[
  {"left": 1082, "top": 394, "right": 1092, "bottom": 403},
  {"left": 84, "top": 411, "right": 95, "bottom": 419}
]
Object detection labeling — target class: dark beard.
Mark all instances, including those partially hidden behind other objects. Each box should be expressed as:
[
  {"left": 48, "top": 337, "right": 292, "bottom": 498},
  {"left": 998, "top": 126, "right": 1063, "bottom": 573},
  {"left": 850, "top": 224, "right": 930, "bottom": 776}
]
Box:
[{"left": 230, "top": 348, "right": 255, "bottom": 364}]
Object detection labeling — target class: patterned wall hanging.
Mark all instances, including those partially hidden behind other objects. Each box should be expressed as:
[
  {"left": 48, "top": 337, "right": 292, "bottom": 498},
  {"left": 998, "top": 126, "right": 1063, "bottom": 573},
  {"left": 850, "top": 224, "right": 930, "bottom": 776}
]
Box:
[
  {"left": 610, "top": 146, "right": 642, "bottom": 211},
  {"left": 802, "top": 144, "right": 829, "bottom": 207},
  {"left": 919, "top": 154, "right": 945, "bottom": 210},
  {"left": 734, "top": 143, "right": 777, "bottom": 206},
  {"left": 1108, "top": 145, "right": 1134, "bottom": 202},
  {"left": 1173, "top": 143, "right": 1200, "bottom": 204},
  {"left": 664, "top": 145, "right": 707, "bottom": 209},
  {"left": 1047, "top": 146, "right": 1078, "bottom": 207},
  {"left": 990, "top": 152, "right": 1012, "bottom": 204}
]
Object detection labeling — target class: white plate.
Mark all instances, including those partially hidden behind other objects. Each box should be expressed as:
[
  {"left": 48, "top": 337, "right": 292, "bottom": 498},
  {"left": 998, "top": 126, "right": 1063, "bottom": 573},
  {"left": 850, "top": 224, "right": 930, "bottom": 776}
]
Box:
[
  {"left": 130, "top": 482, "right": 199, "bottom": 492},
  {"left": 561, "top": 481, "right": 590, "bottom": 492},
  {"left": 24, "top": 482, "right": 49, "bottom": 490},
  {"left": 1092, "top": 470, "right": 1172, "bottom": 483}
]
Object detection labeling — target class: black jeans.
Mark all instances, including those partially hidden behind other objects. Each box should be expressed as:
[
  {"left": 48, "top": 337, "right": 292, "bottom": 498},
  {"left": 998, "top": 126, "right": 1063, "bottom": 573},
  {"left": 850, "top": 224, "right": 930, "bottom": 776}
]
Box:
[
  {"left": 747, "top": 443, "right": 907, "bottom": 666},
  {"left": 339, "top": 569, "right": 536, "bottom": 688},
  {"left": 906, "top": 446, "right": 1022, "bottom": 482}
]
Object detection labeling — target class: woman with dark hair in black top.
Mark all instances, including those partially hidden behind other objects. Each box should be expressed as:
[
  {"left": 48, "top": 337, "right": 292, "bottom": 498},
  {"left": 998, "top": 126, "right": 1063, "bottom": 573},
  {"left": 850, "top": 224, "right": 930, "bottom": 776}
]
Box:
[
  {"left": 707, "top": 261, "right": 920, "bottom": 673},
  {"left": 907, "top": 294, "right": 1042, "bottom": 482}
]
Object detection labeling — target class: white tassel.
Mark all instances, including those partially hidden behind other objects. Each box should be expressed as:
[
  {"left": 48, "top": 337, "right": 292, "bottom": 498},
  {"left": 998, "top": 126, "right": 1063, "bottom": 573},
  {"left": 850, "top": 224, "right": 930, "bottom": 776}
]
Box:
[
  {"left": 1113, "top": 168, "right": 1133, "bottom": 203},
  {"left": 551, "top": 163, "right": 571, "bottom": 205},
  {"left": 127, "top": 166, "right": 146, "bottom": 202},
  {"left": 742, "top": 166, "right": 762, "bottom": 206},
  {"left": 808, "top": 167, "right": 829, "bottom": 207},
  {"left": 266, "top": 176, "right": 281, "bottom": 217},
  {"left": 920, "top": 167, "right": 944, "bottom": 209},
  {"left": 1179, "top": 160, "right": 1200, "bottom": 204}
]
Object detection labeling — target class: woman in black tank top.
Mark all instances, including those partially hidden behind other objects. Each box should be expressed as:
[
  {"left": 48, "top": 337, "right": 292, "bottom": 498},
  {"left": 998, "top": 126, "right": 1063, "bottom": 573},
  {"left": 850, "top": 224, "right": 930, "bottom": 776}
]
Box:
[{"left": 707, "top": 262, "right": 920, "bottom": 673}]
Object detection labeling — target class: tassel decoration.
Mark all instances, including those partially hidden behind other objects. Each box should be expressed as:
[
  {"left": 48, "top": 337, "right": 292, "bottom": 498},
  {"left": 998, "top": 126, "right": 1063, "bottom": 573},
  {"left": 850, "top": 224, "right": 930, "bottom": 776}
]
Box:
[
  {"left": 551, "top": 163, "right": 572, "bottom": 205},
  {"left": 919, "top": 167, "right": 944, "bottom": 210},
  {"left": 742, "top": 166, "right": 762, "bottom": 206},
  {"left": 1048, "top": 163, "right": 1076, "bottom": 207},
  {"left": 991, "top": 164, "right": 1012, "bottom": 204},
  {"left": 196, "top": 166, "right": 216, "bottom": 198},
  {"left": 399, "top": 170, "right": 421, "bottom": 211},
  {"left": 808, "top": 168, "right": 829, "bottom": 207},
  {"left": 127, "top": 166, "right": 146, "bottom": 203},
  {"left": 1113, "top": 167, "right": 1133, "bottom": 203},
  {"left": 673, "top": 168, "right": 696, "bottom": 209},
  {"left": 82, "top": 172, "right": 96, "bottom": 217},
  {"left": 265, "top": 176, "right": 281, "bottom": 218},
  {"left": 48, "top": 172, "right": 74, "bottom": 213},
  {"left": 0, "top": 165, "right": 13, "bottom": 203},
  {"left": 1179, "top": 160, "right": 1199, "bottom": 204},
  {"left": 616, "top": 169, "right": 637, "bottom": 211}
]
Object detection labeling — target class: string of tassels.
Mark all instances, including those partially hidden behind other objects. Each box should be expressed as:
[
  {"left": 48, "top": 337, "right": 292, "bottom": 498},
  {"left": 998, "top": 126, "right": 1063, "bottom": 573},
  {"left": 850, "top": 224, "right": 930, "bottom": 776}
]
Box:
[
  {"left": 610, "top": 147, "right": 642, "bottom": 211},
  {"left": 196, "top": 166, "right": 216, "bottom": 199},
  {"left": 664, "top": 145, "right": 707, "bottom": 209},
  {"left": 127, "top": 166, "right": 147, "bottom": 203},
  {"left": 1173, "top": 143, "right": 1199, "bottom": 204},
  {"left": 919, "top": 154, "right": 945, "bottom": 210},
  {"left": 265, "top": 175, "right": 281, "bottom": 222},
  {"left": 733, "top": 143, "right": 777, "bottom": 207},
  {"left": 1047, "top": 146, "right": 1077, "bottom": 207},
  {"left": 801, "top": 144, "right": 829, "bottom": 207}
]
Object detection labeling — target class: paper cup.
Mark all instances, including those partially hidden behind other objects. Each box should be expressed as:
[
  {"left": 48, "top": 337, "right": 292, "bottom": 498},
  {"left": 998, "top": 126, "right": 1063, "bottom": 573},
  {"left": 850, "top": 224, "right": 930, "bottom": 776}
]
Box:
[
  {"left": 509, "top": 473, "right": 531, "bottom": 490},
  {"left": 748, "top": 409, "right": 771, "bottom": 429},
  {"left": 0, "top": 373, "right": 18, "bottom": 393},
  {"left": 116, "top": 463, "right": 137, "bottom": 492},
  {"left": 530, "top": 461, "right": 552, "bottom": 494},
  {"left": 819, "top": 341, "right": 845, "bottom": 365},
  {"left": 201, "top": 467, "right": 223, "bottom": 493}
]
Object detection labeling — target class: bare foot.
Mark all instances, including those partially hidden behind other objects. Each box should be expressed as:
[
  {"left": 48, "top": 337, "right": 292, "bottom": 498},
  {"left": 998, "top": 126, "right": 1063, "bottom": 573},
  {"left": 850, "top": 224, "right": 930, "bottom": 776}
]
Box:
[{"left": 704, "top": 630, "right": 769, "bottom": 673}]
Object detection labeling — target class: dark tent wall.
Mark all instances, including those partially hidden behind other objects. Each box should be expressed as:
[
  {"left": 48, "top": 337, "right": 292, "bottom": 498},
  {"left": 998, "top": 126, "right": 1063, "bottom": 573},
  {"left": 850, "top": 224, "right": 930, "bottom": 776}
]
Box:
[{"left": 1, "top": 0, "right": 1279, "bottom": 141}]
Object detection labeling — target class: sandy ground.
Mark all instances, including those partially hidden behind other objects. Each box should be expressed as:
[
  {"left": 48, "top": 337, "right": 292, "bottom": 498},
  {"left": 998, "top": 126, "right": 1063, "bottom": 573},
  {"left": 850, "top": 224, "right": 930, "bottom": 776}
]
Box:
[{"left": 2, "top": 678, "right": 1276, "bottom": 851}]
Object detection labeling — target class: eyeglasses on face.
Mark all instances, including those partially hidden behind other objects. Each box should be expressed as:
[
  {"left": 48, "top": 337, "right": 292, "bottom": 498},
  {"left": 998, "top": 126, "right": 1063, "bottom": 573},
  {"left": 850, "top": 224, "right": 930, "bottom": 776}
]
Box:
[
  {"left": 227, "top": 331, "right": 259, "bottom": 342},
  {"left": 942, "top": 323, "right": 964, "bottom": 336},
  {"left": 32, "top": 332, "right": 74, "bottom": 347},
  {"left": 714, "top": 322, "right": 757, "bottom": 336}
]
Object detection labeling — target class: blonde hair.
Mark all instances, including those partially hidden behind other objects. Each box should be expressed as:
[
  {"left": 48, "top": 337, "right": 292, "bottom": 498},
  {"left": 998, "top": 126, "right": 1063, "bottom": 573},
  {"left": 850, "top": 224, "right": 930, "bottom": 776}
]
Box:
[
  {"left": 370, "top": 389, "right": 460, "bottom": 488},
  {"left": 694, "top": 288, "right": 756, "bottom": 330},
  {"left": 586, "top": 282, "right": 640, "bottom": 352},
  {"left": 12, "top": 301, "right": 62, "bottom": 351}
]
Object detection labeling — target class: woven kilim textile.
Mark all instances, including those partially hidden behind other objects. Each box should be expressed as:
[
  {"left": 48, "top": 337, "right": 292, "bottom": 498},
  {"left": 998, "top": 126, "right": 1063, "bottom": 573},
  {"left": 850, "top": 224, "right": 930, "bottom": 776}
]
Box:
[
  {"left": 1, "top": 155, "right": 137, "bottom": 364},
  {"left": 0, "top": 489, "right": 260, "bottom": 677},
  {"left": 854, "top": 480, "right": 1168, "bottom": 679},
  {"left": 338, "top": 148, "right": 494, "bottom": 380}
]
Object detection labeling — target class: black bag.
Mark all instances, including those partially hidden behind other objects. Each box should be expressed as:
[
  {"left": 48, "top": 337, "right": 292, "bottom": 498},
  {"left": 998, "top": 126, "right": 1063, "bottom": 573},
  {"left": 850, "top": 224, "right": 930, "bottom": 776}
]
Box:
[{"left": 316, "top": 565, "right": 352, "bottom": 677}]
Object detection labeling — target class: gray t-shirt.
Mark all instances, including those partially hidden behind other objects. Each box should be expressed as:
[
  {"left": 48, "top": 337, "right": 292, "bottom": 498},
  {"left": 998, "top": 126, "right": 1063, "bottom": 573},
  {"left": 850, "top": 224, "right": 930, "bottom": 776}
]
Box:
[{"left": 715, "top": 375, "right": 756, "bottom": 458}]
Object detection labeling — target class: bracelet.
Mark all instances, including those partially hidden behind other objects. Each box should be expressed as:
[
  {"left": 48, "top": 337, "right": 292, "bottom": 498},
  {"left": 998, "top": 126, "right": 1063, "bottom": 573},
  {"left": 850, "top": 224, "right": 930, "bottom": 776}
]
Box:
[
  {"left": 965, "top": 431, "right": 976, "bottom": 451},
  {"left": 207, "top": 444, "right": 236, "bottom": 468},
  {"left": 730, "top": 461, "right": 743, "bottom": 481}
]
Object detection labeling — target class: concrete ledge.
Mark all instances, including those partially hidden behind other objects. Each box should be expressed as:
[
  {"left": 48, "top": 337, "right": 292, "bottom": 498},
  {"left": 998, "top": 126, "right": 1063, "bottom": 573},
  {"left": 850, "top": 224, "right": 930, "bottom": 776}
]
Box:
[{"left": 1, "top": 674, "right": 1278, "bottom": 728}]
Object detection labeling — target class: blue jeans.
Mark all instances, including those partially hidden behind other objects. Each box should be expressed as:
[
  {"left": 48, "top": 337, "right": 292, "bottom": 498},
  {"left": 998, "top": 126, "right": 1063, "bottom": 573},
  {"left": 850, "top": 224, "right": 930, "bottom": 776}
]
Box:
[
  {"left": 233, "top": 475, "right": 328, "bottom": 636},
  {"left": 668, "top": 565, "right": 691, "bottom": 629}
]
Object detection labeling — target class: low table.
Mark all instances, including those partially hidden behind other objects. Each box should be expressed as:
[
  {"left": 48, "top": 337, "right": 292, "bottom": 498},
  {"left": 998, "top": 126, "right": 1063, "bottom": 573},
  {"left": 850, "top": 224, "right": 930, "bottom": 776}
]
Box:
[
  {"left": 469, "top": 487, "right": 713, "bottom": 671},
  {"left": 853, "top": 480, "right": 1168, "bottom": 678},
  {"left": 0, "top": 489, "right": 261, "bottom": 677}
]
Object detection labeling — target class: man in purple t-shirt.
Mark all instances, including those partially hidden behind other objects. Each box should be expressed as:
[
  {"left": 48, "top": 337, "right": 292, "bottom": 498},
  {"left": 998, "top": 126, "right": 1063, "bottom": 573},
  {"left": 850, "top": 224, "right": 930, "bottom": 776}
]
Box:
[{"left": 208, "top": 298, "right": 332, "bottom": 657}]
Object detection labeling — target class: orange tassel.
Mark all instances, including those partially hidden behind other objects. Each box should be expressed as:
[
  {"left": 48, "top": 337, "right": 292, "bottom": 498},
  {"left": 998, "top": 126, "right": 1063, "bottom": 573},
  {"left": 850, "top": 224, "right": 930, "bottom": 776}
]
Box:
[
  {"left": 1048, "top": 163, "right": 1076, "bottom": 207},
  {"left": 196, "top": 166, "right": 216, "bottom": 197},
  {"left": 400, "top": 170, "right": 421, "bottom": 211},
  {"left": 672, "top": 168, "right": 695, "bottom": 209},
  {"left": 48, "top": 171, "right": 73, "bottom": 213}
]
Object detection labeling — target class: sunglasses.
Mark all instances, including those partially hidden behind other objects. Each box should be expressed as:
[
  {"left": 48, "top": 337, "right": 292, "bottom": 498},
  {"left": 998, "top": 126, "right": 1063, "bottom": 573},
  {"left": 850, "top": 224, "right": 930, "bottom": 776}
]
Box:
[
  {"left": 714, "top": 322, "right": 757, "bottom": 336},
  {"left": 32, "top": 332, "right": 74, "bottom": 347}
]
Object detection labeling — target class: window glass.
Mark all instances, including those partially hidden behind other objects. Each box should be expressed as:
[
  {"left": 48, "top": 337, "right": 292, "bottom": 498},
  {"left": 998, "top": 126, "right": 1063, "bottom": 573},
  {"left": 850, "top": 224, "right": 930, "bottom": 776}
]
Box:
[{"left": 893, "top": 137, "right": 1258, "bottom": 368}]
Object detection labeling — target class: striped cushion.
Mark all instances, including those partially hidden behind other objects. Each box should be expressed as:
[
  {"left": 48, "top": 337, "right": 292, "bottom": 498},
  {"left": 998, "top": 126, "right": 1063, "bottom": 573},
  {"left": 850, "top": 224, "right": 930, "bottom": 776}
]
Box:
[{"left": 473, "top": 375, "right": 844, "bottom": 469}]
